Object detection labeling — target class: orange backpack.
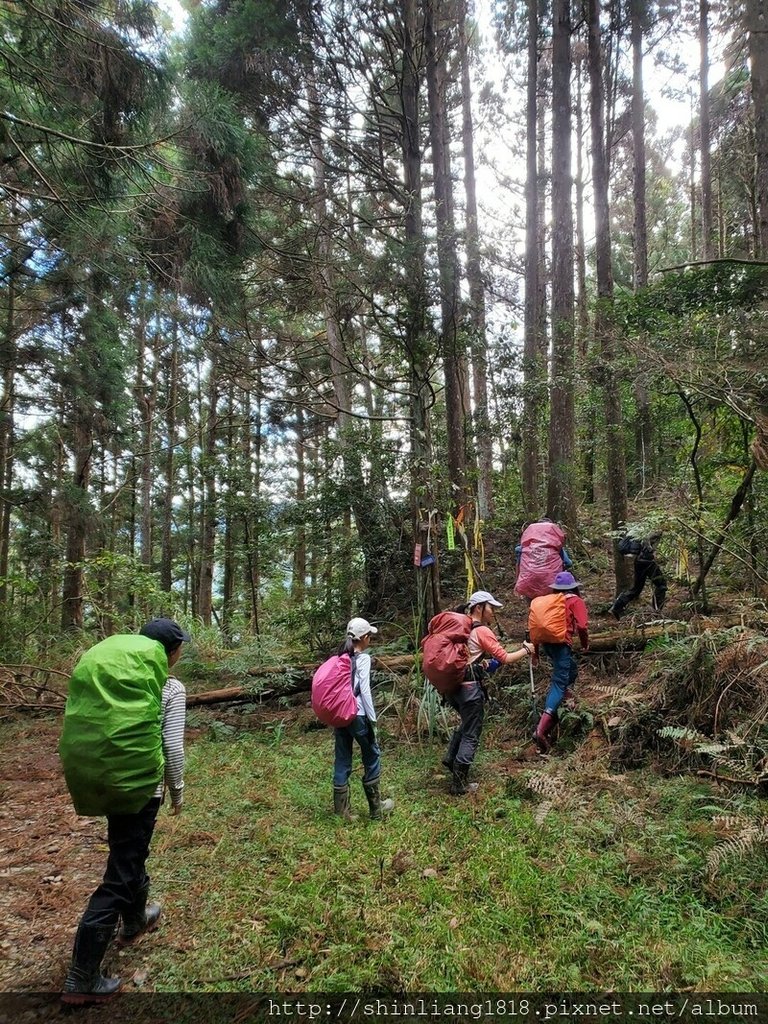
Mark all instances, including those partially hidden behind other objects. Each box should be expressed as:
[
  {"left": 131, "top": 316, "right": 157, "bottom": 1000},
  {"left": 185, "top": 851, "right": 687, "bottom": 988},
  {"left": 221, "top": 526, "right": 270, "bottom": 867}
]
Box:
[{"left": 528, "top": 593, "right": 569, "bottom": 645}]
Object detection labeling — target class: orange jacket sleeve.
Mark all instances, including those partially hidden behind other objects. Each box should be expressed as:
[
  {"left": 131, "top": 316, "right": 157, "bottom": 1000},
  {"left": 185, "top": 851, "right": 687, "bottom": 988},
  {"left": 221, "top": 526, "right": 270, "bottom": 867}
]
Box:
[{"left": 470, "top": 624, "right": 510, "bottom": 662}]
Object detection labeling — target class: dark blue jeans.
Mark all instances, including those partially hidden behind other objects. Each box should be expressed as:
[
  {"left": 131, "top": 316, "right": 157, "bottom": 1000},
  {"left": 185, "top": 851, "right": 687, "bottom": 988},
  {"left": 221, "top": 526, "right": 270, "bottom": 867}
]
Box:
[
  {"left": 542, "top": 643, "right": 578, "bottom": 716},
  {"left": 334, "top": 715, "right": 381, "bottom": 786},
  {"left": 81, "top": 796, "right": 161, "bottom": 928},
  {"left": 444, "top": 682, "right": 486, "bottom": 769}
]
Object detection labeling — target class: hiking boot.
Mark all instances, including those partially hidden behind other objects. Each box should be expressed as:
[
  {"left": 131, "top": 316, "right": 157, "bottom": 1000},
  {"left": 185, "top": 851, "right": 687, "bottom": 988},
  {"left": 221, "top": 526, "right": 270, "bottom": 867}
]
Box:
[
  {"left": 116, "top": 883, "right": 161, "bottom": 947},
  {"left": 333, "top": 784, "right": 353, "bottom": 821},
  {"left": 533, "top": 710, "right": 557, "bottom": 753},
  {"left": 362, "top": 779, "right": 394, "bottom": 820},
  {"left": 450, "top": 763, "right": 479, "bottom": 795},
  {"left": 609, "top": 601, "right": 622, "bottom": 620},
  {"left": 61, "top": 921, "right": 122, "bottom": 1006}
]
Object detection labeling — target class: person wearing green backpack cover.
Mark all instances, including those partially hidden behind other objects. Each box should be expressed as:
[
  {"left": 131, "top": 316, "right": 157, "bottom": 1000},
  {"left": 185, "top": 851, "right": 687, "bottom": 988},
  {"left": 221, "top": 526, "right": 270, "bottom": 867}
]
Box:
[{"left": 58, "top": 618, "right": 189, "bottom": 1005}]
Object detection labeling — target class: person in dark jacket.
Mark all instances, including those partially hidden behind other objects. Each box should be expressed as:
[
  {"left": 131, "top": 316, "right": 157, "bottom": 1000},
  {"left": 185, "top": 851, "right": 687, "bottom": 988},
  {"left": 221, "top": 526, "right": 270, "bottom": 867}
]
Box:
[
  {"left": 610, "top": 532, "right": 667, "bottom": 619},
  {"left": 60, "top": 618, "right": 189, "bottom": 1006}
]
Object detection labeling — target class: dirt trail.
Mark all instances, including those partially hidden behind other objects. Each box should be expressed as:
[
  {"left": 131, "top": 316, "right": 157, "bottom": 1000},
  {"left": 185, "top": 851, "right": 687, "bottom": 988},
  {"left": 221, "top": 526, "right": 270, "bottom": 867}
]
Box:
[{"left": 0, "top": 720, "right": 107, "bottom": 994}]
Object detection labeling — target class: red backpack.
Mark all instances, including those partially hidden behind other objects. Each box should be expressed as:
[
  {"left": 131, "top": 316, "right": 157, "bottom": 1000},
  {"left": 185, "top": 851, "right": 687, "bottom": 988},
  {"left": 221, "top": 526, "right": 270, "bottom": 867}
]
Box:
[
  {"left": 421, "top": 612, "right": 479, "bottom": 696},
  {"left": 528, "top": 593, "right": 569, "bottom": 645},
  {"left": 311, "top": 652, "right": 360, "bottom": 728}
]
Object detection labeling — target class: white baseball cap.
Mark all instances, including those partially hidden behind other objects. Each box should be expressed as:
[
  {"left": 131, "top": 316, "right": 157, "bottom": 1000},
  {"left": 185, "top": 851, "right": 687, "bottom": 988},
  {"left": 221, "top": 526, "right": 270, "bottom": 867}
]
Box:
[
  {"left": 467, "top": 590, "right": 503, "bottom": 609},
  {"left": 346, "top": 617, "right": 379, "bottom": 639}
]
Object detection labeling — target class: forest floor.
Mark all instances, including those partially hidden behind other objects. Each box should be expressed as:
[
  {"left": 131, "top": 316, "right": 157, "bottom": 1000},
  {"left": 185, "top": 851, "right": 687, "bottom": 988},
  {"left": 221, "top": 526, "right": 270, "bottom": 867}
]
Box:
[{"left": 2, "top": 562, "right": 767, "bottom": 1016}]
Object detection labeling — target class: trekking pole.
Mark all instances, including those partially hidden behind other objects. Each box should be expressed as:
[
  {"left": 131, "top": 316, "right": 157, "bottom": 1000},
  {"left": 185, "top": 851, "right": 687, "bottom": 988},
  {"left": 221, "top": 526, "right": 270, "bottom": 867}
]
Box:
[
  {"left": 458, "top": 538, "right": 508, "bottom": 640},
  {"left": 525, "top": 628, "right": 537, "bottom": 719},
  {"left": 493, "top": 609, "right": 507, "bottom": 640}
]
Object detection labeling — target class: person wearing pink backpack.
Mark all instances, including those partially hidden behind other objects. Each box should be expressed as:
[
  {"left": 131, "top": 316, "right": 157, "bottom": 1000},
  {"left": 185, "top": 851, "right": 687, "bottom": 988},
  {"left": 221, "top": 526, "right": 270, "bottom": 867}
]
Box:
[
  {"left": 514, "top": 517, "right": 573, "bottom": 602},
  {"left": 331, "top": 617, "right": 394, "bottom": 822}
]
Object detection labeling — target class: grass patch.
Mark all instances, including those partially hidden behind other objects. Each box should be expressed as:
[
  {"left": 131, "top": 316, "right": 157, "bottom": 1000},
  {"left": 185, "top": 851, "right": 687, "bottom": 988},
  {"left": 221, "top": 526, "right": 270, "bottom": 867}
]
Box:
[{"left": 136, "top": 718, "right": 768, "bottom": 992}]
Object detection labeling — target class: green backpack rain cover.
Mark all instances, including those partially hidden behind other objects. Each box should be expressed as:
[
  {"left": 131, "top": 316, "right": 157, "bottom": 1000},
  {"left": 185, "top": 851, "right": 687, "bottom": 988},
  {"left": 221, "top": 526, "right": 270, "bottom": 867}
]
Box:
[{"left": 59, "top": 634, "right": 167, "bottom": 816}]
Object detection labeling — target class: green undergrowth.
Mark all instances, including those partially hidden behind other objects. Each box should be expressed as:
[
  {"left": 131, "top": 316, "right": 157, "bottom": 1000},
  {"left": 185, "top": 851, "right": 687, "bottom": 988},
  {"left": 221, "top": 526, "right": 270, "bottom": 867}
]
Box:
[{"left": 140, "top": 722, "right": 768, "bottom": 993}]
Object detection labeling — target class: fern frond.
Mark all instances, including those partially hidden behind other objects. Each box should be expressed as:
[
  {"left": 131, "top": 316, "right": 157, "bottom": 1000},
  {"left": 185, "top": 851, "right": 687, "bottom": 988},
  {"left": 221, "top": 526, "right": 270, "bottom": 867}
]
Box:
[
  {"left": 657, "top": 725, "right": 711, "bottom": 744},
  {"left": 525, "top": 772, "right": 564, "bottom": 799},
  {"left": 534, "top": 800, "right": 554, "bottom": 827},
  {"left": 709, "top": 755, "right": 761, "bottom": 780},
  {"left": 707, "top": 825, "right": 768, "bottom": 876},
  {"left": 613, "top": 803, "right": 646, "bottom": 828},
  {"left": 711, "top": 814, "right": 753, "bottom": 834},
  {"left": 694, "top": 742, "right": 731, "bottom": 755}
]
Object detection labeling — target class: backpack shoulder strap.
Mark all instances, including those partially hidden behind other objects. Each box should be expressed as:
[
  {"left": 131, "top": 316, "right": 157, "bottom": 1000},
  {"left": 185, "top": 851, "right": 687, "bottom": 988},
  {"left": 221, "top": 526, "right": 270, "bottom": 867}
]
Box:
[{"left": 349, "top": 651, "right": 361, "bottom": 696}]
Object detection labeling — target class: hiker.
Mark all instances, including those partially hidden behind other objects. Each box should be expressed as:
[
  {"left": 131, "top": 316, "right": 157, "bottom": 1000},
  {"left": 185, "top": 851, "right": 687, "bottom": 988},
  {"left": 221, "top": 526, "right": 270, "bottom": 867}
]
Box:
[
  {"left": 443, "top": 591, "right": 534, "bottom": 795},
  {"left": 529, "top": 572, "right": 589, "bottom": 753},
  {"left": 59, "top": 618, "right": 188, "bottom": 1005},
  {"left": 514, "top": 517, "right": 573, "bottom": 601},
  {"left": 610, "top": 531, "right": 667, "bottom": 619},
  {"left": 332, "top": 617, "right": 395, "bottom": 821}
]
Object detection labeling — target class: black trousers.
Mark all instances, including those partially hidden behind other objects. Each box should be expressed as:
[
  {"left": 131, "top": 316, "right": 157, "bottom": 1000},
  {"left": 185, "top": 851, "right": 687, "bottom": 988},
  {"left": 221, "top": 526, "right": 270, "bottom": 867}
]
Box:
[
  {"left": 444, "top": 682, "right": 486, "bottom": 769},
  {"left": 614, "top": 557, "right": 667, "bottom": 614},
  {"left": 80, "top": 797, "right": 161, "bottom": 928}
]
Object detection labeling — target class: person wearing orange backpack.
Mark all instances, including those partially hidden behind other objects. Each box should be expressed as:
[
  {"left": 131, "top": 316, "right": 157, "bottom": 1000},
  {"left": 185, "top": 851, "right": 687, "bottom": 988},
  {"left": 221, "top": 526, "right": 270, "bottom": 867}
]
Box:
[
  {"left": 529, "top": 572, "right": 589, "bottom": 753},
  {"left": 442, "top": 591, "right": 534, "bottom": 794},
  {"left": 514, "top": 517, "right": 573, "bottom": 601},
  {"left": 331, "top": 617, "right": 394, "bottom": 821}
]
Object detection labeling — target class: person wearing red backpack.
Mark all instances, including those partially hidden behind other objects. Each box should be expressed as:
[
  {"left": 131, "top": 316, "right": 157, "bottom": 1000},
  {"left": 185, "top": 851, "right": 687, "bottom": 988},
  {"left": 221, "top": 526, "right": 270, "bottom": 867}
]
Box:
[
  {"left": 529, "top": 572, "right": 589, "bottom": 753},
  {"left": 443, "top": 591, "right": 534, "bottom": 795},
  {"left": 332, "top": 617, "right": 394, "bottom": 822}
]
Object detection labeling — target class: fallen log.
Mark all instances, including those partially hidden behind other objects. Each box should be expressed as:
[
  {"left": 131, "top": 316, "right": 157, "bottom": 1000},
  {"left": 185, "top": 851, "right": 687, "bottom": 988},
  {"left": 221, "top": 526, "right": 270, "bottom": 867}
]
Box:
[
  {"left": 187, "top": 654, "right": 420, "bottom": 707},
  {"left": 185, "top": 623, "right": 688, "bottom": 708}
]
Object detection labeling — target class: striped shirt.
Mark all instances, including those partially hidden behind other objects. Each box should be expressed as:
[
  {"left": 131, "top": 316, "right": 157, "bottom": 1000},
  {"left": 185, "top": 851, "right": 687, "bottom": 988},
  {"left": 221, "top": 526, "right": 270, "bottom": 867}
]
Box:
[{"left": 153, "top": 676, "right": 186, "bottom": 806}]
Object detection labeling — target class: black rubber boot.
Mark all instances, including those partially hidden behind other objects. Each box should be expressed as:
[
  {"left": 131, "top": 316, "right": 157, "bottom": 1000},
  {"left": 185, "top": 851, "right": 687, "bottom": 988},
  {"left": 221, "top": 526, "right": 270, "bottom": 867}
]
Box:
[
  {"left": 362, "top": 779, "right": 394, "bottom": 820},
  {"left": 450, "top": 763, "right": 479, "bottom": 795},
  {"left": 333, "top": 784, "right": 353, "bottom": 821},
  {"left": 116, "top": 883, "right": 162, "bottom": 947},
  {"left": 61, "top": 921, "right": 122, "bottom": 1006},
  {"left": 442, "top": 729, "right": 461, "bottom": 770}
]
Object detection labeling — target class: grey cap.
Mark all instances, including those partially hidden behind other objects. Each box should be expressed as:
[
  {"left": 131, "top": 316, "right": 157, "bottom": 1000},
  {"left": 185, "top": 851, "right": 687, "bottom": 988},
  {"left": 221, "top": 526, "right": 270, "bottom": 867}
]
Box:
[{"left": 346, "top": 617, "right": 378, "bottom": 639}]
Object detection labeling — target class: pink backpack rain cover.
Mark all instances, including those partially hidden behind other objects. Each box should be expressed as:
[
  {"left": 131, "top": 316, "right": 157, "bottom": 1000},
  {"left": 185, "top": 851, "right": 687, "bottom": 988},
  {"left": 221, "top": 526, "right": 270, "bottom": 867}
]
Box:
[
  {"left": 514, "top": 521, "right": 566, "bottom": 600},
  {"left": 311, "top": 652, "right": 359, "bottom": 728}
]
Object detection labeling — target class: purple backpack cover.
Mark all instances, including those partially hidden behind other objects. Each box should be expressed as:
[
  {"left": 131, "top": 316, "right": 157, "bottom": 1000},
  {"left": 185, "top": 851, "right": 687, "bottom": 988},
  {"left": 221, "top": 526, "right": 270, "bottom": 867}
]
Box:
[{"left": 311, "top": 652, "right": 360, "bottom": 728}]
